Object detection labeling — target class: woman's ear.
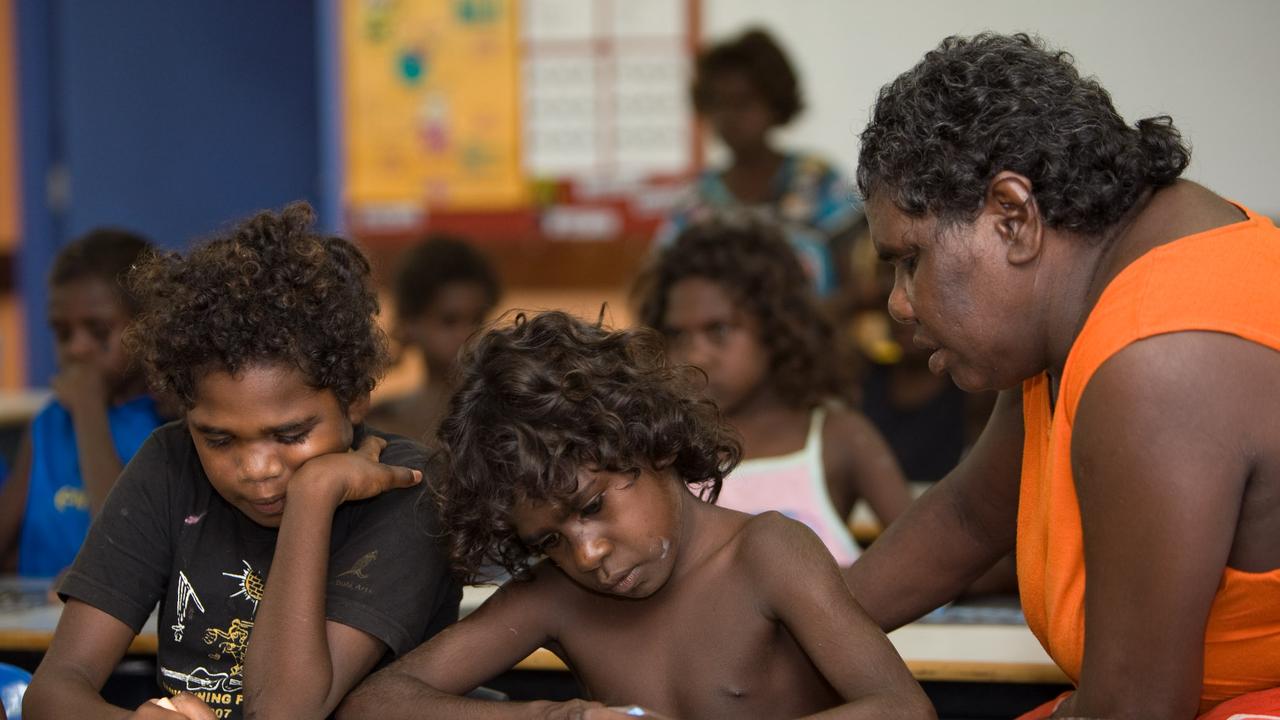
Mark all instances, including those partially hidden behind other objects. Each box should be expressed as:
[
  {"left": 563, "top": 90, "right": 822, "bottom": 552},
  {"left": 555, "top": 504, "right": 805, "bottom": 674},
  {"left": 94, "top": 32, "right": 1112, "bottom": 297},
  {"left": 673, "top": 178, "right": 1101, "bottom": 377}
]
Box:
[{"left": 985, "top": 171, "right": 1043, "bottom": 266}]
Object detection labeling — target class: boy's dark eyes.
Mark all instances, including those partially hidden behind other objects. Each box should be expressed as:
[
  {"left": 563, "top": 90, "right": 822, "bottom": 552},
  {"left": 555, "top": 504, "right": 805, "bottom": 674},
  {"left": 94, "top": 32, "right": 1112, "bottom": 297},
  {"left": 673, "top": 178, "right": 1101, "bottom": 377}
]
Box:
[
  {"left": 201, "top": 432, "right": 309, "bottom": 449},
  {"left": 580, "top": 494, "right": 603, "bottom": 517},
  {"left": 535, "top": 534, "right": 561, "bottom": 553}
]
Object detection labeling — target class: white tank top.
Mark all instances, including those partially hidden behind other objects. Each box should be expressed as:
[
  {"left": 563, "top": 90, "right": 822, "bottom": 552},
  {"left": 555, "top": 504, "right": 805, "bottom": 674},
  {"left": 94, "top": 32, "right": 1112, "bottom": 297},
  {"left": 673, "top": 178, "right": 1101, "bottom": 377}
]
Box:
[{"left": 716, "top": 407, "right": 861, "bottom": 565}]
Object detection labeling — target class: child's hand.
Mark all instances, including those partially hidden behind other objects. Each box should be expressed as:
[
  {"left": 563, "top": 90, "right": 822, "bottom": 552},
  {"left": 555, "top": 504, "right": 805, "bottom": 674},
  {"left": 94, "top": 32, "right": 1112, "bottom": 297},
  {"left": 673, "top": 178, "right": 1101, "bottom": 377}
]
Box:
[
  {"left": 128, "top": 694, "right": 217, "bottom": 719},
  {"left": 296, "top": 435, "right": 423, "bottom": 506},
  {"left": 51, "top": 361, "right": 109, "bottom": 415}
]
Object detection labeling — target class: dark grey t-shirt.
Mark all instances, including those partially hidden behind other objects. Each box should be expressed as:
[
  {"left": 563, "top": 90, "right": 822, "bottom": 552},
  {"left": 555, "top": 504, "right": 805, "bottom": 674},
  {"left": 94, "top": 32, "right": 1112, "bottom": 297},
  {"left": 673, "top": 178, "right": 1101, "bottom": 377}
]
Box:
[{"left": 60, "top": 421, "right": 460, "bottom": 719}]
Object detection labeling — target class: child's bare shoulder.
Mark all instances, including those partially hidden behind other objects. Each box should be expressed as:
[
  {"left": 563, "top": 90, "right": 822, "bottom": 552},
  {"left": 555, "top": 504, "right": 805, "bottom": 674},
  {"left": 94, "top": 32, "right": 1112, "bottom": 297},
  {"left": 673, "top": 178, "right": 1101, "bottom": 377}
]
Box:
[
  {"left": 821, "top": 403, "right": 882, "bottom": 444},
  {"left": 730, "top": 512, "right": 849, "bottom": 619},
  {"left": 732, "top": 511, "right": 832, "bottom": 575},
  {"left": 480, "top": 561, "right": 590, "bottom": 638}
]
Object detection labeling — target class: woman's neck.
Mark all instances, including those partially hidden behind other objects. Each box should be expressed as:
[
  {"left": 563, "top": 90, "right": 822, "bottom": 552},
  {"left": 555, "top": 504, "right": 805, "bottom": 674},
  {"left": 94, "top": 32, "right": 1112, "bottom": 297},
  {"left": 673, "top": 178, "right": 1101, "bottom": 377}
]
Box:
[{"left": 1040, "top": 189, "right": 1155, "bottom": 379}]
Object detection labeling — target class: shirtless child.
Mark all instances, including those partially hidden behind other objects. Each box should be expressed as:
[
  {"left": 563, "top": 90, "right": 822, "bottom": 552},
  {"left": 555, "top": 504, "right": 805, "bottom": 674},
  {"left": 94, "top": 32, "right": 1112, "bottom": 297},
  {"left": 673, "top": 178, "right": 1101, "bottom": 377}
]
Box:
[{"left": 339, "top": 311, "right": 932, "bottom": 720}]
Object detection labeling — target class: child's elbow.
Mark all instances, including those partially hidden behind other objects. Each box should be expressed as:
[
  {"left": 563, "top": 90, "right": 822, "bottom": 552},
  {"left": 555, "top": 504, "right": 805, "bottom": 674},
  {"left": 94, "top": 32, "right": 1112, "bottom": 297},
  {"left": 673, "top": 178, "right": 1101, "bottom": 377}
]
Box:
[
  {"left": 334, "top": 679, "right": 379, "bottom": 720},
  {"left": 902, "top": 694, "right": 938, "bottom": 720},
  {"left": 858, "top": 687, "right": 936, "bottom": 720}
]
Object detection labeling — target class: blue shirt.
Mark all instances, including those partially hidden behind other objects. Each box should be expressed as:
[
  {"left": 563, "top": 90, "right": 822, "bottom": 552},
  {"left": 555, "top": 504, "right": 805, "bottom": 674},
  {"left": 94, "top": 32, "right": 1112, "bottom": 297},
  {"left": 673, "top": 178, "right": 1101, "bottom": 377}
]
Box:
[{"left": 19, "top": 395, "right": 164, "bottom": 577}]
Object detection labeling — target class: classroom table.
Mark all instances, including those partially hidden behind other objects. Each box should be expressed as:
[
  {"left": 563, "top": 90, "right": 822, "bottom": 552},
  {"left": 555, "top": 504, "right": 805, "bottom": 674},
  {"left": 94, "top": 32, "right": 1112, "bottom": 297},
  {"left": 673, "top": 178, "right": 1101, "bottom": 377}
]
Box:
[
  {"left": 0, "top": 391, "right": 48, "bottom": 428},
  {"left": 0, "top": 577, "right": 1063, "bottom": 684},
  {"left": 1, "top": 577, "right": 1069, "bottom": 718}
]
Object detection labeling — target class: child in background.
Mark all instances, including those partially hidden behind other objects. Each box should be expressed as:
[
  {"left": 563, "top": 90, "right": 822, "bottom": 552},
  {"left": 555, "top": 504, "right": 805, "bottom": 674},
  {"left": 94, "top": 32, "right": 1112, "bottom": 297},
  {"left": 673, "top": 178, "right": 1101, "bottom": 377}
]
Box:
[
  {"left": 367, "top": 235, "right": 500, "bottom": 443},
  {"left": 656, "top": 27, "right": 860, "bottom": 297},
  {"left": 339, "top": 311, "right": 932, "bottom": 720},
  {"left": 636, "top": 216, "right": 911, "bottom": 568},
  {"left": 24, "top": 204, "right": 459, "bottom": 720},
  {"left": 0, "top": 229, "right": 165, "bottom": 578}
]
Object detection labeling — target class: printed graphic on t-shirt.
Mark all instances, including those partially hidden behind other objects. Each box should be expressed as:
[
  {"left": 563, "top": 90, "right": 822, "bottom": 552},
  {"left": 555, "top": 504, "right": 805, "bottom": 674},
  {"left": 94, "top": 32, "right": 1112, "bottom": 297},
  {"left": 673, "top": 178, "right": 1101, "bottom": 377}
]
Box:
[
  {"left": 339, "top": 550, "right": 378, "bottom": 579},
  {"left": 159, "top": 559, "right": 263, "bottom": 718},
  {"left": 335, "top": 549, "right": 378, "bottom": 595},
  {"left": 53, "top": 485, "right": 88, "bottom": 512},
  {"left": 223, "top": 560, "right": 265, "bottom": 611},
  {"left": 172, "top": 571, "right": 206, "bottom": 642},
  {"left": 202, "top": 617, "right": 254, "bottom": 686}
]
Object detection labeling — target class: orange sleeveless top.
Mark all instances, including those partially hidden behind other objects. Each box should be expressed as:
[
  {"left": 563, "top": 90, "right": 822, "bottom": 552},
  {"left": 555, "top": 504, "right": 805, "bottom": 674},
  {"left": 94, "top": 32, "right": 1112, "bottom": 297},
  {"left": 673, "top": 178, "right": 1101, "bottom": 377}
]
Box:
[{"left": 1017, "top": 206, "right": 1280, "bottom": 713}]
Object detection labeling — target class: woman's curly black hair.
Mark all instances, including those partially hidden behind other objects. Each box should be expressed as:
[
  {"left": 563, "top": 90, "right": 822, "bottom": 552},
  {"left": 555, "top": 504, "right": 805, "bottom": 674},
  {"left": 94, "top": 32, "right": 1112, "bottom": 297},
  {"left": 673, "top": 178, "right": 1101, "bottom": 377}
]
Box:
[
  {"left": 691, "top": 27, "right": 804, "bottom": 125},
  {"left": 857, "top": 33, "right": 1190, "bottom": 237},
  {"left": 634, "top": 214, "right": 847, "bottom": 411},
  {"left": 435, "top": 310, "right": 741, "bottom": 583},
  {"left": 124, "top": 202, "right": 390, "bottom": 409}
]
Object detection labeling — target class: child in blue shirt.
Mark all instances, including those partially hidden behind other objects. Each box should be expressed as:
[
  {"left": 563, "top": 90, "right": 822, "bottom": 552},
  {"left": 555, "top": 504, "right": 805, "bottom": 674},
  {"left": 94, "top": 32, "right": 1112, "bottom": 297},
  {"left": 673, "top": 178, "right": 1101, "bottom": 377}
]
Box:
[{"left": 0, "top": 229, "right": 164, "bottom": 577}]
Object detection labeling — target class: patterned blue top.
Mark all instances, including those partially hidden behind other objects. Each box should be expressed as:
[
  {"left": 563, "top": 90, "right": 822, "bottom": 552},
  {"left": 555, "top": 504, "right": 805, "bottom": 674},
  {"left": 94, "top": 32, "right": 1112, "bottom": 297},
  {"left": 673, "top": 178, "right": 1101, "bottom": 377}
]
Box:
[{"left": 654, "top": 152, "right": 862, "bottom": 295}]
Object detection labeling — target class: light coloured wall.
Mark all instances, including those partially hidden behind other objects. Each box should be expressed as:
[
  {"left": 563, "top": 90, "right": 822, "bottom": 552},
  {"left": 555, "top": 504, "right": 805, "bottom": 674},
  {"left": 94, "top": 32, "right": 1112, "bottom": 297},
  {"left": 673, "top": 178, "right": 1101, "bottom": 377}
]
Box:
[{"left": 703, "top": 0, "right": 1280, "bottom": 217}]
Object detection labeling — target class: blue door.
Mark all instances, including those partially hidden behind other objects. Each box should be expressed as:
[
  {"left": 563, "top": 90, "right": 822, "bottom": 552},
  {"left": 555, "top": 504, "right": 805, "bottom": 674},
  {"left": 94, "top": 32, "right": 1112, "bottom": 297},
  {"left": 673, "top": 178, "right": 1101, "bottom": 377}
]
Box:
[{"left": 16, "top": 0, "right": 323, "bottom": 384}]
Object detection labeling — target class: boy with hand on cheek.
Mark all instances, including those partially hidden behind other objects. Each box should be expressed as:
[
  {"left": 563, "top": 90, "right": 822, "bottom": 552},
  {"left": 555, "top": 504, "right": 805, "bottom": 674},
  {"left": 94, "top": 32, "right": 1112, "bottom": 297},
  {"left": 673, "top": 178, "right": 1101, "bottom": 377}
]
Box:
[
  {"left": 340, "top": 312, "right": 932, "bottom": 720},
  {"left": 0, "top": 229, "right": 165, "bottom": 578},
  {"left": 24, "top": 204, "right": 460, "bottom": 720}
]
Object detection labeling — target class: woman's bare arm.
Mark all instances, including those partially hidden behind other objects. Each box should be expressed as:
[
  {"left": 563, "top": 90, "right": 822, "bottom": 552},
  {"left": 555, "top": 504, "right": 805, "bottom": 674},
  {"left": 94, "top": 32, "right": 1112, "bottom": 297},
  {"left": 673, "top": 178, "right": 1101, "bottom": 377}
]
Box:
[
  {"left": 1056, "top": 333, "right": 1269, "bottom": 719},
  {"left": 843, "top": 388, "right": 1024, "bottom": 630}
]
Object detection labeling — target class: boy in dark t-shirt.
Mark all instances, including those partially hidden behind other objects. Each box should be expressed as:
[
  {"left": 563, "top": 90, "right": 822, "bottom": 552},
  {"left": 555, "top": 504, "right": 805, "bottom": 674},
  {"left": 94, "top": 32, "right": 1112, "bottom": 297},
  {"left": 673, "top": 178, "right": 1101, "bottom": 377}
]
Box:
[{"left": 24, "top": 204, "right": 460, "bottom": 720}]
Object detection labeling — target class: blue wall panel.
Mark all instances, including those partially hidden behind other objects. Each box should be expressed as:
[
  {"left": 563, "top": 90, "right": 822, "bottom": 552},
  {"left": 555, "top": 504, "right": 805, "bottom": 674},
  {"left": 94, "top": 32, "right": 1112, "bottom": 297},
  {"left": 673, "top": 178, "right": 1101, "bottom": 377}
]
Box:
[{"left": 19, "top": 0, "right": 321, "bottom": 385}]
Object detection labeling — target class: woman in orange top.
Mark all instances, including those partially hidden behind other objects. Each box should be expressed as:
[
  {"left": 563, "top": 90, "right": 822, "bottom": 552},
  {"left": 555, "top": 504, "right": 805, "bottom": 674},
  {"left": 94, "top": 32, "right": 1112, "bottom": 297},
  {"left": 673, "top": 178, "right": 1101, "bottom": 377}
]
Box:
[{"left": 844, "top": 33, "right": 1280, "bottom": 719}]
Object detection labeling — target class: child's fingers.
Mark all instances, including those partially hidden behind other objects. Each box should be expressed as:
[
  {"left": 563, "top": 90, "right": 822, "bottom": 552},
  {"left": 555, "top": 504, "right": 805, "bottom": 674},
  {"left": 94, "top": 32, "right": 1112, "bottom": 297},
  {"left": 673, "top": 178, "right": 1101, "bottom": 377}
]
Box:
[
  {"left": 134, "top": 698, "right": 184, "bottom": 719},
  {"left": 355, "top": 434, "right": 388, "bottom": 460},
  {"left": 168, "top": 692, "right": 218, "bottom": 720},
  {"left": 386, "top": 464, "right": 423, "bottom": 489}
]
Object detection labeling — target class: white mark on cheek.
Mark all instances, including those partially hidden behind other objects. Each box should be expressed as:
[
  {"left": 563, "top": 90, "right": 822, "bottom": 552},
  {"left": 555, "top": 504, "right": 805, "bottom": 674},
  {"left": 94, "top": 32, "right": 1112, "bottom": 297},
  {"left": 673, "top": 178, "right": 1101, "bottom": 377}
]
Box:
[
  {"left": 659, "top": 537, "right": 670, "bottom": 559},
  {"left": 508, "top": 626, "right": 518, "bottom": 635}
]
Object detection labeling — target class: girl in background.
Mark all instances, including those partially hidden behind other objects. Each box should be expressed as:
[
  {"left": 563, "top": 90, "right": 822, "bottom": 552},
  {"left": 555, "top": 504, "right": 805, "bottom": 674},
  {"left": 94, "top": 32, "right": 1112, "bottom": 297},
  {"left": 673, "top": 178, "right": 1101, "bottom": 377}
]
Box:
[{"left": 637, "top": 215, "right": 911, "bottom": 567}]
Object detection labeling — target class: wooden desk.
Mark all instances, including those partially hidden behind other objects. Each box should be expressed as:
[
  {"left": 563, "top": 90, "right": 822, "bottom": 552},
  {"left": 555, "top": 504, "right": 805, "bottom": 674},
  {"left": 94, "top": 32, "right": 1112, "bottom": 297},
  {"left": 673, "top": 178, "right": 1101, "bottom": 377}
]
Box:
[
  {"left": 1, "top": 580, "right": 1065, "bottom": 685},
  {"left": 0, "top": 390, "right": 49, "bottom": 427},
  {"left": 0, "top": 578, "right": 157, "bottom": 654}
]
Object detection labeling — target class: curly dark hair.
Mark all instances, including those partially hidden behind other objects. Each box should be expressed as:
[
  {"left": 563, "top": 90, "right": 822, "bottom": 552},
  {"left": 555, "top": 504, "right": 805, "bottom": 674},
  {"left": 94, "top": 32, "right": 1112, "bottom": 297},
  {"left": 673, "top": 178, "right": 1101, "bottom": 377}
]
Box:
[
  {"left": 51, "top": 228, "right": 156, "bottom": 314},
  {"left": 691, "top": 27, "right": 804, "bottom": 125},
  {"left": 857, "top": 33, "right": 1190, "bottom": 237},
  {"left": 435, "top": 310, "right": 741, "bottom": 582},
  {"left": 394, "top": 234, "right": 500, "bottom": 321},
  {"left": 123, "top": 202, "right": 390, "bottom": 410},
  {"left": 634, "top": 214, "right": 846, "bottom": 411}
]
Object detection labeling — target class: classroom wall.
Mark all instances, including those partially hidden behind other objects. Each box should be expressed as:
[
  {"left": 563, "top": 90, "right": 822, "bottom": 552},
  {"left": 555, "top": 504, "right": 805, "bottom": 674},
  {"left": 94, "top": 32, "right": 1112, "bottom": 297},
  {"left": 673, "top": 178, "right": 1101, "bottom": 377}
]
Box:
[
  {"left": 15, "top": 0, "right": 322, "bottom": 386},
  {"left": 703, "top": 0, "right": 1280, "bottom": 218}
]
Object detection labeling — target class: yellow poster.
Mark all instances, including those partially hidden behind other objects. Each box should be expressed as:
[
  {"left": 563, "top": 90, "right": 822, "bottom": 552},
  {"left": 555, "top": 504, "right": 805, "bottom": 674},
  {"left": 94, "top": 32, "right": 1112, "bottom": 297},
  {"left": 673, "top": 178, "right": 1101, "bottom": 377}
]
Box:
[{"left": 342, "top": 0, "right": 526, "bottom": 212}]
